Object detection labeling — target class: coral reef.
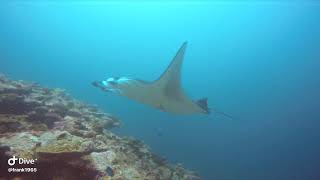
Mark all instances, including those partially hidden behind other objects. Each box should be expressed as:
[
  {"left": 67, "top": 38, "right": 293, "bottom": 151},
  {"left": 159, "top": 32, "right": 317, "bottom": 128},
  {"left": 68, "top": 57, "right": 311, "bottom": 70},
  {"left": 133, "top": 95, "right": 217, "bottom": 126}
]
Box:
[{"left": 0, "top": 74, "right": 200, "bottom": 180}]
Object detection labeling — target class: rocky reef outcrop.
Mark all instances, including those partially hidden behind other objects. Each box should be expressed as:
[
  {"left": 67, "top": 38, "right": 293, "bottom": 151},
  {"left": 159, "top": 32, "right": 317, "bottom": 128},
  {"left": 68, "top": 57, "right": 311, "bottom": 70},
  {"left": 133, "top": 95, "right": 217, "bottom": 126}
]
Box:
[{"left": 0, "top": 74, "right": 200, "bottom": 180}]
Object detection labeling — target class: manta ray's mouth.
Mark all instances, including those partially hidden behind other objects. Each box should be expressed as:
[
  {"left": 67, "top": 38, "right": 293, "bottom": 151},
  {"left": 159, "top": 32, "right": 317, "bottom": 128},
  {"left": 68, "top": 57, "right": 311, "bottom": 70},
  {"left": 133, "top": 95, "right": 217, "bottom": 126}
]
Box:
[{"left": 92, "top": 81, "right": 110, "bottom": 92}]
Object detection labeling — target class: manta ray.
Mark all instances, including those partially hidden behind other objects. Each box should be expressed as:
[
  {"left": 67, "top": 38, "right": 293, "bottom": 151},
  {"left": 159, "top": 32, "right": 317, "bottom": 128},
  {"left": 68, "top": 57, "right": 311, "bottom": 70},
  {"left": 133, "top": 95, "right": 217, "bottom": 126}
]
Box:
[{"left": 92, "top": 42, "right": 210, "bottom": 115}]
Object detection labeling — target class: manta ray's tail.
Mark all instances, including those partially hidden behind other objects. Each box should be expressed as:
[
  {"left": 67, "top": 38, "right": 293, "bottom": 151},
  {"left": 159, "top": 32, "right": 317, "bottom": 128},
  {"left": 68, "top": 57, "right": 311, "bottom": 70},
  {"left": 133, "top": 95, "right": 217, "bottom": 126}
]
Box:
[{"left": 196, "top": 98, "right": 210, "bottom": 114}]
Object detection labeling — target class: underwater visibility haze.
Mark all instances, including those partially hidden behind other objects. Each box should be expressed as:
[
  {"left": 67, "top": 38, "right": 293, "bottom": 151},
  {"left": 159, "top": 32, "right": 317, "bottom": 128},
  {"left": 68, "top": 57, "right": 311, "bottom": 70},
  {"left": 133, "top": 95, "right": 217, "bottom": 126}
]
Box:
[{"left": 1, "top": 1, "right": 320, "bottom": 180}]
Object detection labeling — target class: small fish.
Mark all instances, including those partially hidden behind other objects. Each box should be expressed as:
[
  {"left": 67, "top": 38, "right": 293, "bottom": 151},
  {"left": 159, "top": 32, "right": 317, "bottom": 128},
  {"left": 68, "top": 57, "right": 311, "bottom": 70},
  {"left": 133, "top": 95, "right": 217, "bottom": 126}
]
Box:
[
  {"left": 155, "top": 127, "right": 164, "bottom": 137},
  {"left": 106, "top": 166, "right": 114, "bottom": 177}
]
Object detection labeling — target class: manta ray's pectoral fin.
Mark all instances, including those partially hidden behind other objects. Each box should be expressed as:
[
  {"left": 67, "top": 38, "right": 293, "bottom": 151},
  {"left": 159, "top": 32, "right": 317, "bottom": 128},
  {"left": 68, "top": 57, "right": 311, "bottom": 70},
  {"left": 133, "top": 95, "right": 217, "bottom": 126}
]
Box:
[{"left": 154, "top": 42, "right": 188, "bottom": 100}]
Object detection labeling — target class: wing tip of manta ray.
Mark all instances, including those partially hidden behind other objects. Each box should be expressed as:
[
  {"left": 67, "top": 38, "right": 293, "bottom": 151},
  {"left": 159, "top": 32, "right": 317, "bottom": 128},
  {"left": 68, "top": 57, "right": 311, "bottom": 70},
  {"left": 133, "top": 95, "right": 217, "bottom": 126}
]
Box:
[
  {"left": 181, "top": 41, "right": 188, "bottom": 50},
  {"left": 196, "top": 98, "right": 211, "bottom": 114}
]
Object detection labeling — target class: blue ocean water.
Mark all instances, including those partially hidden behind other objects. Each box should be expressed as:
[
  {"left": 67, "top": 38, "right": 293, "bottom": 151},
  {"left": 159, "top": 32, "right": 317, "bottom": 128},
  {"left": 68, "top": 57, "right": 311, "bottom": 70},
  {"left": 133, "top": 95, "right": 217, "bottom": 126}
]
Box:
[{"left": 1, "top": 1, "right": 320, "bottom": 179}]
